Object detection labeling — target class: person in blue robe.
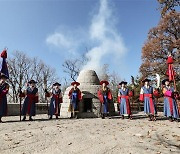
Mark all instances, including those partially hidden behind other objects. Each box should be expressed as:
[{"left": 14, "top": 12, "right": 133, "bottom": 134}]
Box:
[
  {"left": 118, "top": 81, "right": 132, "bottom": 119},
  {"left": 139, "top": 79, "right": 157, "bottom": 121},
  {"left": 162, "top": 79, "right": 179, "bottom": 122},
  {"left": 98, "top": 80, "right": 112, "bottom": 119}
]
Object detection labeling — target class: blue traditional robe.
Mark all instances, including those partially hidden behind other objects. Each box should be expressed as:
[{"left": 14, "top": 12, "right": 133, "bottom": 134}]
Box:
[
  {"left": 0, "top": 83, "right": 9, "bottom": 117},
  {"left": 163, "top": 86, "right": 179, "bottom": 118},
  {"left": 119, "top": 88, "right": 131, "bottom": 115},
  {"left": 141, "top": 86, "right": 156, "bottom": 115},
  {"left": 49, "top": 89, "right": 62, "bottom": 116},
  {"left": 69, "top": 88, "right": 81, "bottom": 112},
  {"left": 21, "top": 87, "right": 38, "bottom": 116}
]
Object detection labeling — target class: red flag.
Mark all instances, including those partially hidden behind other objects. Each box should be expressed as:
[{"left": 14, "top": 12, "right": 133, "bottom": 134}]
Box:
[
  {"left": 166, "top": 56, "right": 175, "bottom": 81},
  {"left": 0, "top": 49, "right": 9, "bottom": 78},
  {"left": 1, "top": 49, "right": 7, "bottom": 58}
]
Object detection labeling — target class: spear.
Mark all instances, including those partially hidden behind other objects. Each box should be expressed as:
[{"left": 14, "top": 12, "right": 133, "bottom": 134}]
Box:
[
  {"left": 130, "top": 76, "right": 135, "bottom": 111},
  {"left": 154, "top": 74, "right": 161, "bottom": 112},
  {"left": 44, "top": 76, "right": 49, "bottom": 118},
  {"left": 19, "top": 87, "right": 22, "bottom": 121}
]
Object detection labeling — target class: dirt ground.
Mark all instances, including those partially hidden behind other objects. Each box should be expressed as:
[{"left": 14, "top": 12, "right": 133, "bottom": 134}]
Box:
[{"left": 0, "top": 112, "right": 180, "bottom": 154}]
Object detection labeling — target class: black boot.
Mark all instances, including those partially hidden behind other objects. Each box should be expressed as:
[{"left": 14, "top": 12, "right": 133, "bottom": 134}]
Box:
[
  {"left": 70, "top": 112, "right": 73, "bottom": 119},
  {"left": 29, "top": 116, "right": 33, "bottom": 121},
  {"left": 49, "top": 116, "right": 52, "bottom": 120},
  {"left": 0, "top": 117, "right": 2, "bottom": 123},
  {"left": 56, "top": 115, "right": 59, "bottom": 119},
  {"left": 152, "top": 115, "right": 156, "bottom": 121},
  {"left": 74, "top": 113, "right": 78, "bottom": 119},
  {"left": 101, "top": 113, "right": 105, "bottom": 119},
  {"left": 169, "top": 116, "right": 173, "bottom": 122},
  {"left": 22, "top": 116, "right": 26, "bottom": 121},
  {"left": 128, "top": 115, "right": 132, "bottom": 120},
  {"left": 148, "top": 115, "right": 152, "bottom": 121},
  {"left": 121, "top": 115, "right": 124, "bottom": 119},
  {"left": 174, "top": 118, "right": 178, "bottom": 122}
]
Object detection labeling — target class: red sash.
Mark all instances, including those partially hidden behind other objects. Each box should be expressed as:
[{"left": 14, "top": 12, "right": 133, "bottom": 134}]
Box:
[
  {"left": 0, "top": 89, "right": 8, "bottom": 103},
  {"left": 144, "top": 94, "right": 154, "bottom": 114},
  {"left": 0, "top": 88, "right": 9, "bottom": 115},
  {"left": 53, "top": 94, "right": 61, "bottom": 115},
  {"left": 121, "top": 95, "right": 131, "bottom": 115},
  {"left": 27, "top": 94, "right": 36, "bottom": 114}
]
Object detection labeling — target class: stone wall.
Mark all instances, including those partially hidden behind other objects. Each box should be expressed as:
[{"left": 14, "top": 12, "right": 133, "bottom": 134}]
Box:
[
  {"left": 61, "top": 70, "right": 116, "bottom": 118},
  {"left": 7, "top": 103, "right": 48, "bottom": 116}
]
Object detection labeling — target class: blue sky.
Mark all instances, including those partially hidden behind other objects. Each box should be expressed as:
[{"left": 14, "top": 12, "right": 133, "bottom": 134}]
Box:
[{"left": 0, "top": 0, "right": 161, "bottom": 83}]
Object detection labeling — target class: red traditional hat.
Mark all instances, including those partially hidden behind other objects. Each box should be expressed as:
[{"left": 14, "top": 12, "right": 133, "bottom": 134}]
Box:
[
  {"left": 100, "top": 80, "right": 109, "bottom": 85},
  {"left": 71, "top": 81, "right": 80, "bottom": 86}
]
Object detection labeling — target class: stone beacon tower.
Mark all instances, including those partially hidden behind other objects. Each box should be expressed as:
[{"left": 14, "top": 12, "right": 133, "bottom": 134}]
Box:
[{"left": 61, "top": 70, "right": 103, "bottom": 118}]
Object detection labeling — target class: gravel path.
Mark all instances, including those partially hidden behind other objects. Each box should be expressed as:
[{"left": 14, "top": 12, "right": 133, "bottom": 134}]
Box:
[{"left": 0, "top": 112, "right": 180, "bottom": 154}]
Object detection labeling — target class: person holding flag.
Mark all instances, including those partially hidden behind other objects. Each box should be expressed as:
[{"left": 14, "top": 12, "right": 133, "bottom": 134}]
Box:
[
  {"left": 0, "top": 49, "right": 9, "bottom": 122},
  {"left": 45, "top": 82, "right": 63, "bottom": 120},
  {"left": 98, "top": 80, "right": 112, "bottom": 119},
  {"left": 20, "top": 80, "right": 39, "bottom": 121},
  {"left": 162, "top": 79, "right": 179, "bottom": 122},
  {"left": 165, "top": 52, "right": 180, "bottom": 114},
  {"left": 68, "top": 81, "right": 82, "bottom": 119},
  {"left": 0, "top": 74, "right": 9, "bottom": 122}
]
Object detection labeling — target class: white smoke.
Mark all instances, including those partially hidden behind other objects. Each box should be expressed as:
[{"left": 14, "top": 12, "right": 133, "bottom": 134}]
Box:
[
  {"left": 82, "top": 0, "right": 127, "bottom": 73},
  {"left": 46, "top": 0, "right": 127, "bottom": 74}
]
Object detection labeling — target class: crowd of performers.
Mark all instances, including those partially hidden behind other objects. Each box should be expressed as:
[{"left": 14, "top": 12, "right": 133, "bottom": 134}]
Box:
[{"left": 0, "top": 73, "right": 179, "bottom": 123}]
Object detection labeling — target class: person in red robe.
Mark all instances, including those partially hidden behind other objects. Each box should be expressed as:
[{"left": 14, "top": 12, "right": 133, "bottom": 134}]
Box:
[
  {"left": 0, "top": 74, "right": 9, "bottom": 123},
  {"left": 45, "top": 82, "right": 63, "bottom": 120},
  {"left": 97, "top": 80, "right": 112, "bottom": 119}
]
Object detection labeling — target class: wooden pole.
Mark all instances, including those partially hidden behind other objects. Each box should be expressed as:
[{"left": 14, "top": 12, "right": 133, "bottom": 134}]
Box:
[
  {"left": 19, "top": 74, "right": 23, "bottom": 121},
  {"left": 44, "top": 76, "right": 48, "bottom": 118},
  {"left": 19, "top": 87, "right": 22, "bottom": 121}
]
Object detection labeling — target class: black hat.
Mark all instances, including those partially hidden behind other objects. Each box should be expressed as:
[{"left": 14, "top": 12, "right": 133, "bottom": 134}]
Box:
[
  {"left": 162, "top": 79, "right": 170, "bottom": 85},
  {"left": 28, "top": 80, "right": 37, "bottom": 84},
  {"left": 0, "top": 74, "right": 8, "bottom": 79},
  {"left": 142, "top": 78, "right": 151, "bottom": 83},
  {"left": 119, "top": 81, "right": 127, "bottom": 85},
  {"left": 53, "top": 82, "right": 61, "bottom": 86}
]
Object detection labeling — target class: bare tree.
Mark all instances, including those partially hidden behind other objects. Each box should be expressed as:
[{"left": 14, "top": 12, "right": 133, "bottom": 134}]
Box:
[
  {"left": 62, "top": 59, "right": 80, "bottom": 81},
  {"left": 62, "top": 50, "right": 88, "bottom": 82},
  {"left": 7, "top": 51, "right": 59, "bottom": 103}
]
